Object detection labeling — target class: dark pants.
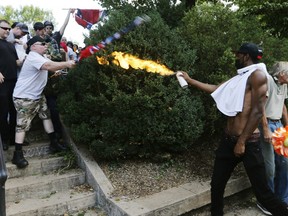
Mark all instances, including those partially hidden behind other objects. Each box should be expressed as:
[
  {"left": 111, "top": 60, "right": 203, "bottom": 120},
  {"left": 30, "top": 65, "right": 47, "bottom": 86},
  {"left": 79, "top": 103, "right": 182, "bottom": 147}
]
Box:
[
  {"left": 45, "top": 95, "right": 63, "bottom": 138},
  {"left": 210, "top": 134, "right": 288, "bottom": 216},
  {"left": 0, "top": 80, "right": 16, "bottom": 144}
]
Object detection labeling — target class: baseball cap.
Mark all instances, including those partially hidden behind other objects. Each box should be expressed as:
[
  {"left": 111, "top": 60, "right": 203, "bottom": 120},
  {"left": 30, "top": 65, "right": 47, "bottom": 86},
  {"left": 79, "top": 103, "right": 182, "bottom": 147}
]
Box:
[
  {"left": 33, "top": 22, "right": 45, "bottom": 31},
  {"left": 236, "top": 43, "right": 263, "bottom": 60},
  {"left": 16, "top": 23, "right": 29, "bottom": 34},
  {"left": 26, "top": 36, "right": 45, "bottom": 54}
]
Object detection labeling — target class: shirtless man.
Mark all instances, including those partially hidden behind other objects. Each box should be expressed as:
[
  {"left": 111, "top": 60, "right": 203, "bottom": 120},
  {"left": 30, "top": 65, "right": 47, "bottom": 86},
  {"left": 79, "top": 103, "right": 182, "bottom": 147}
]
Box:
[{"left": 179, "top": 43, "right": 288, "bottom": 216}]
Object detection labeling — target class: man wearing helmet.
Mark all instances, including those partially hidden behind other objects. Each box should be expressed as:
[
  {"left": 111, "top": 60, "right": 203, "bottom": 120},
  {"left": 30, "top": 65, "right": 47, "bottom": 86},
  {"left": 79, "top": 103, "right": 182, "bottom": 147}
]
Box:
[{"left": 44, "top": 9, "right": 75, "bottom": 48}]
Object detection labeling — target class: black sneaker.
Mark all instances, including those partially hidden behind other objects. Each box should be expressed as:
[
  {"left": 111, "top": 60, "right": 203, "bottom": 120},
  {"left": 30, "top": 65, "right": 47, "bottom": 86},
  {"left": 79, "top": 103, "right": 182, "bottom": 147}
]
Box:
[
  {"left": 256, "top": 201, "right": 272, "bottom": 215},
  {"left": 12, "top": 150, "right": 29, "bottom": 169},
  {"left": 49, "top": 141, "right": 67, "bottom": 153}
]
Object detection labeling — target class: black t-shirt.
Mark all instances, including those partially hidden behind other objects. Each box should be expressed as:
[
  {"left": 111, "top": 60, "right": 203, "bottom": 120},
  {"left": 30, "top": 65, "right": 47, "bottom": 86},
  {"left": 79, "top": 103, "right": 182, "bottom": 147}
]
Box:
[
  {"left": 52, "top": 31, "right": 62, "bottom": 48},
  {"left": 0, "top": 39, "right": 18, "bottom": 80}
]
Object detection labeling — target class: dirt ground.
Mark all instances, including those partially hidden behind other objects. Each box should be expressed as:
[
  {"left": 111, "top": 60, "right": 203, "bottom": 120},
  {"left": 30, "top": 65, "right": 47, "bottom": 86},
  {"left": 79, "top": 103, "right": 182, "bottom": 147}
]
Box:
[{"left": 97, "top": 141, "right": 246, "bottom": 201}]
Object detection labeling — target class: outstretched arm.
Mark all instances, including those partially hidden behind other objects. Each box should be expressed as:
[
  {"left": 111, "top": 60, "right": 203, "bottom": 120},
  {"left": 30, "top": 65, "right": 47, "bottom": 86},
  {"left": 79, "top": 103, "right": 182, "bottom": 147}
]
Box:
[
  {"left": 59, "top": 9, "right": 75, "bottom": 36},
  {"left": 41, "top": 60, "right": 75, "bottom": 72},
  {"left": 177, "top": 71, "right": 219, "bottom": 93}
]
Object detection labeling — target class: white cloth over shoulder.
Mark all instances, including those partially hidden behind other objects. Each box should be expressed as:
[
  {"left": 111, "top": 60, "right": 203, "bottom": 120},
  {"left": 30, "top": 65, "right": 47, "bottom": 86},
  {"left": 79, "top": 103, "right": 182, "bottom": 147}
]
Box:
[{"left": 211, "top": 63, "right": 268, "bottom": 117}]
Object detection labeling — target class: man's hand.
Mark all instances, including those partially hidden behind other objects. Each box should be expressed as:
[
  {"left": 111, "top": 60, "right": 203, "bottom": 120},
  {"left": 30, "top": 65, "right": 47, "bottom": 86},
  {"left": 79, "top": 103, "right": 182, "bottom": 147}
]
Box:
[
  {"left": 0, "top": 72, "right": 4, "bottom": 83},
  {"left": 14, "top": 39, "right": 23, "bottom": 45},
  {"left": 177, "top": 71, "right": 190, "bottom": 81},
  {"left": 263, "top": 128, "right": 272, "bottom": 143},
  {"left": 67, "top": 60, "right": 76, "bottom": 69},
  {"left": 234, "top": 142, "right": 245, "bottom": 157}
]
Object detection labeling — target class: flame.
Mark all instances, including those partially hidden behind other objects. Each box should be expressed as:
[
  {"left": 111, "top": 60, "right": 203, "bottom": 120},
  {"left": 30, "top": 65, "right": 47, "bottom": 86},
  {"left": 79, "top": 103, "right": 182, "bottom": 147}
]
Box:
[{"left": 96, "top": 51, "right": 174, "bottom": 76}]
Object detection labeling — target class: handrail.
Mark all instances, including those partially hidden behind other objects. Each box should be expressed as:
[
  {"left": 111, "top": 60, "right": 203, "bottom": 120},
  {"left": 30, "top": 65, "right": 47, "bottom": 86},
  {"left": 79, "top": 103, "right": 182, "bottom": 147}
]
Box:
[{"left": 0, "top": 134, "right": 7, "bottom": 216}]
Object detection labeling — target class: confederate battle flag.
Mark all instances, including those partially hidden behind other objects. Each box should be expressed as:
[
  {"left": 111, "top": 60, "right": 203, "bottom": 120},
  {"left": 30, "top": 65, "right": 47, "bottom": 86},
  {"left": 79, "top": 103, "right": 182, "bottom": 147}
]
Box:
[{"left": 75, "top": 9, "right": 107, "bottom": 29}]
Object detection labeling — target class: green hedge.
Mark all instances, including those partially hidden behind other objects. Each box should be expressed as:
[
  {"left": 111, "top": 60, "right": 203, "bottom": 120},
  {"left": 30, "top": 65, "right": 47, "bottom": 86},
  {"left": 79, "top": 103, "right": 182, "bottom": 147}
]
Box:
[
  {"left": 58, "top": 2, "right": 288, "bottom": 160},
  {"left": 58, "top": 9, "right": 204, "bottom": 160}
]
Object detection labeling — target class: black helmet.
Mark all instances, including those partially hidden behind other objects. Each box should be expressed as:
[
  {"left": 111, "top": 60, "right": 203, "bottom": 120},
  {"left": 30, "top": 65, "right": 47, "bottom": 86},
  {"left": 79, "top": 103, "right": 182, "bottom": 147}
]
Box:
[{"left": 44, "top": 21, "right": 54, "bottom": 30}]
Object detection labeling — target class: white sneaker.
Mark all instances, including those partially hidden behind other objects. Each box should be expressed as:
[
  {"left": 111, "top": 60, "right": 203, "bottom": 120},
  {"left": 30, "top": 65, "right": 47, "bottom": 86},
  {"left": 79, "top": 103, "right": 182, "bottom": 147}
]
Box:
[{"left": 256, "top": 201, "right": 272, "bottom": 215}]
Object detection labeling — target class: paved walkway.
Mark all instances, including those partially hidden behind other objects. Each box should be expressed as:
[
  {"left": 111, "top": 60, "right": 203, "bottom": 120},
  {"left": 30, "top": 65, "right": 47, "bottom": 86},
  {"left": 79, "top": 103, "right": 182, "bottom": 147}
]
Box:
[{"left": 183, "top": 188, "right": 266, "bottom": 215}]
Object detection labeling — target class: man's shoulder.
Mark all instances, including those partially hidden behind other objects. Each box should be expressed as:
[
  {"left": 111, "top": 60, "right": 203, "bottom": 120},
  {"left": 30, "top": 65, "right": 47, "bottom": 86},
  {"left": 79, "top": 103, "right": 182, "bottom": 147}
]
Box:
[
  {"left": 52, "top": 31, "right": 61, "bottom": 41},
  {"left": 6, "top": 32, "right": 14, "bottom": 43},
  {"left": 252, "top": 68, "right": 267, "bottom": 77},
  {"left": 52, "top": 31, "right": 61, "bottom": 37},
  {"left": 1, "top": 39, "right": 16, "bottom": 51},
  {"left": 248, "top": 68, "right": 267, "bottom": 85},
  {"left": 26, "top": 51, "right": 47, "bottom": 62}
]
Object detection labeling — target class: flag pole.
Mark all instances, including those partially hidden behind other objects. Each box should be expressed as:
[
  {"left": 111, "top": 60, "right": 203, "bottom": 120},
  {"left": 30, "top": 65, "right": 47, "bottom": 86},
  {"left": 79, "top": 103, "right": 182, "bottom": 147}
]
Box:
[{"left": 79, "top": 15, "right": 151, "bottom": 61}]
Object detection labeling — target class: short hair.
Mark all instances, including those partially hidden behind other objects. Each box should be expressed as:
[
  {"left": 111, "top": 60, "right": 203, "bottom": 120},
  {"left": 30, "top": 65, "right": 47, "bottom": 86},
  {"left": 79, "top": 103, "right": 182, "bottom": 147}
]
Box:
[
  {"left": 270, "top": 61, "right": 288, "bottom": 76},
  {"left": 0, "top": 19, "right": 10, "bottom": 25},
  {"left": 33, "top": 22, "right": 44, "bottom": 31},
  {"left": 66, "top": 41, "right": 74, "bottom": 47},
  {"left": 11, "top": 22, "right": 19, "bottom": 28}
]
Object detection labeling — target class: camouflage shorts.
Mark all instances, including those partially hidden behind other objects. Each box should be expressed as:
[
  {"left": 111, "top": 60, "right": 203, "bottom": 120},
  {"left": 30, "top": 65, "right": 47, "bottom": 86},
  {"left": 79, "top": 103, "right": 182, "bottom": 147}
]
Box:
[{"left": 13, "top": 96, "right": 51, "bottom": 132}]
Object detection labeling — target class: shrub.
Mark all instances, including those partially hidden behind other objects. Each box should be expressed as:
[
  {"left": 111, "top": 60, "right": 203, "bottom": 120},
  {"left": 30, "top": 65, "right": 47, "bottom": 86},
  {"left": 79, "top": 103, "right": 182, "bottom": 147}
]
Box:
[{"left": 58, "top": 9, "right": 204, "bottom": 160}]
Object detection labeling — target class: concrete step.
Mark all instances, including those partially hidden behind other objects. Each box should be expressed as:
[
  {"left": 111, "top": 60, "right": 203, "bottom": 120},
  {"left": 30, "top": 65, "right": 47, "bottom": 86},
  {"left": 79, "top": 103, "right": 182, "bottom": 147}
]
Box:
[
  {"left": 0, "top": 125, "right": 103, "bottom": 216},
  {"left": 6, "top": 185, "right": 96, "bottom": 216},
  {"left": 104, "top": 176, "right": 251, "bottom": 216},
  {"left": 5, "top": 169, "right": 85, "bottom": 202},
  {"left": 6, "top": 156, "right": 66, "bottom": 178},
  {"left": 4, "top": 140, "right": 51, "bottom": 162},
  {"left": 69, "top": 208, "right": 107, "bottom": 216}
]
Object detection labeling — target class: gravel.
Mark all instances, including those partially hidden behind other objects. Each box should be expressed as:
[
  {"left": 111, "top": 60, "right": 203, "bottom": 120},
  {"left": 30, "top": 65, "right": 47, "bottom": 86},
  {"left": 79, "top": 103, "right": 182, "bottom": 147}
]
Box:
[{"left": 97, "top": 142, "right": 246, "bottom": 201}]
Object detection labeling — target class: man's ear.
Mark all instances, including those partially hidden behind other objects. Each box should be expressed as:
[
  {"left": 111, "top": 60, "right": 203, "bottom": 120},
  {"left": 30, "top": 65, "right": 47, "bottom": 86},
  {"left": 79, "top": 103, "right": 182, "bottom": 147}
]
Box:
[{"left": 244, "top": 53, "right": 250, "bottom": 62}]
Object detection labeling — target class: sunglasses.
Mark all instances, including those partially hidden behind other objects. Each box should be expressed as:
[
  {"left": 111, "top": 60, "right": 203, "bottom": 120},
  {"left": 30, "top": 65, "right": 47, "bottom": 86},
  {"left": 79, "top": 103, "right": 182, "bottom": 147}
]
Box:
[
  {"left": 45, "top": 27, "right": 53, "bottom": 30},
  {"left": 34, "top": 42, "right": 46, "bottom": 46},
  {"left": 0, "top": 26, "right": 11, "bottom": 31}
]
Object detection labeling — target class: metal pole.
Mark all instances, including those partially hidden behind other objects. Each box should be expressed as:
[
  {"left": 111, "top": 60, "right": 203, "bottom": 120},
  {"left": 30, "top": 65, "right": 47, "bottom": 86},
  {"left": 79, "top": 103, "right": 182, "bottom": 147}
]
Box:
[{"left": 0, "top": 134, "right": 7, "bottom": 216}]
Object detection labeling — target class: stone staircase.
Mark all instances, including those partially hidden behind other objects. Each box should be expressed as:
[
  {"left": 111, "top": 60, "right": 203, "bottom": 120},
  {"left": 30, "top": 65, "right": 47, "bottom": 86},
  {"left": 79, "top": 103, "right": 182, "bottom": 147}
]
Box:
[
  {"left": 1, "top": 120, "right": 252, "bottom": 216},
  {"left": 3, "top": 127, "right": 106, "bottom": 216}
]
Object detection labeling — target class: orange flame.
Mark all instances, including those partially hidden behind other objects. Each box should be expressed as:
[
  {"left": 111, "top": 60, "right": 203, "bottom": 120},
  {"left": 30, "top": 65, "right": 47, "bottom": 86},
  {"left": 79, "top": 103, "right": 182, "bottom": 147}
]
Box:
[{"left": 96, "top": 51, "right": 174, "bottom": 76}]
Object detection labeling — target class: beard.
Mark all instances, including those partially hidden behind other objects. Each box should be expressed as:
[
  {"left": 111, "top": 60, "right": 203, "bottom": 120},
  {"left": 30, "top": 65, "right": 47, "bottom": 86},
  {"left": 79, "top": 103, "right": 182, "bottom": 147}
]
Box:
[{"left": 235, "top": 59, "right": 245, "bottom": 69}]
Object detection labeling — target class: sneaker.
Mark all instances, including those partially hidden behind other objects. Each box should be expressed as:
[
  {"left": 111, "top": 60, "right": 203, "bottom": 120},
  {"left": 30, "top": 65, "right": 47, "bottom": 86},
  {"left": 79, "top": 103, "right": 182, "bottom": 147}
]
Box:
[
  {"left": 256, "top": 201, "right": 272, "bottom": 215},
  {"left": 49, "top": 140, "right": 67, "bottom": 153}
]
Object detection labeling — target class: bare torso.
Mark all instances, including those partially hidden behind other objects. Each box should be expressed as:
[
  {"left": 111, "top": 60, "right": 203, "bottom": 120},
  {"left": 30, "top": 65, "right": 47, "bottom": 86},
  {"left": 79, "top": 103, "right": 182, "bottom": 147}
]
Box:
[{"left": 226, "top": 71, "right": 265, "bottom": 137}]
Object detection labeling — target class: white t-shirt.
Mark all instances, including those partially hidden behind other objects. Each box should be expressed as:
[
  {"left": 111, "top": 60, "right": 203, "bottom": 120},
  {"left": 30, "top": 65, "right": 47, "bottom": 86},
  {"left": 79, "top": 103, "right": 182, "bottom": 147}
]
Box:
[
  {"left": 7, "top": 32, "right": 27, "bottom": 61},
  {"left": 67, "top": 47, "right": 77, "bottom": 61},
  {"left": 265, "top": 75, "right": 288, "bottom": 120},
  {"left": 15, "top": 35, "right": 28, "bottom": 61},
  {"left": 13, "top": 51, "right": 50, "bottom": 100}
]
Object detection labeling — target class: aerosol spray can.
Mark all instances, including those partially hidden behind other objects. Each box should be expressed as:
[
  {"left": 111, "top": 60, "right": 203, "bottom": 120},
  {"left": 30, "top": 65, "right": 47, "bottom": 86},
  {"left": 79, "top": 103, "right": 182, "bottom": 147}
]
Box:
[{"left": 176, "top": 72, "right": 188, "bottom": 88}]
